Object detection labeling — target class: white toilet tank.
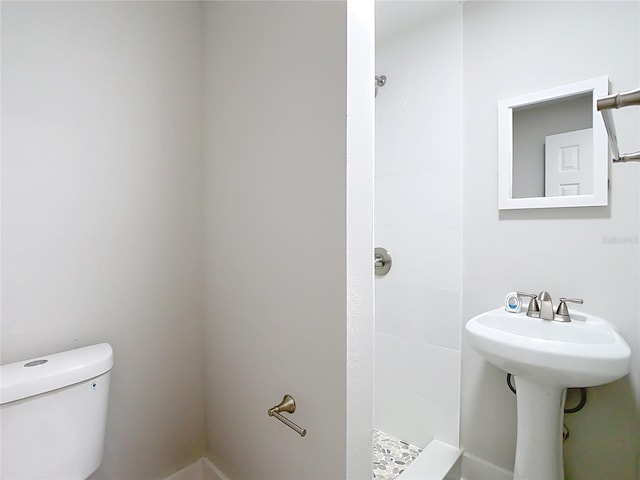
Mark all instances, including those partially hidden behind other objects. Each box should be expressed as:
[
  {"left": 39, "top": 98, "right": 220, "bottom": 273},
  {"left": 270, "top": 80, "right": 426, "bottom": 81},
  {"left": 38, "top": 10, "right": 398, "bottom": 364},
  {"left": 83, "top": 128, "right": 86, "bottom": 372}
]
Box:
[{"left": 0, "top": 343, "right": 113, "bottom": 480}]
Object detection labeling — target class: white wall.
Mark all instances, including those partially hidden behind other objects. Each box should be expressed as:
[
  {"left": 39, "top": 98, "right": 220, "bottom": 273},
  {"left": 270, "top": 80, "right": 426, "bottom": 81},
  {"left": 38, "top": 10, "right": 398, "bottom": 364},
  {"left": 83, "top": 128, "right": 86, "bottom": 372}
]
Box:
[
  {"left": 375, "top": 2, "right": 463, "bottom": 449},
  {"left": 346, "top": 0, "right": 376, "bottom": 478},
  {"left": 202, "top": 2, "right": 359, "bottom": 479},
  {"left": 1, "top": 3, "right": 206, "bottom": 479},
  {"left": 462, "top": 2, "right": 640, "bottom": 479},
  {"left": 3, "top": 3, "right": 375, "bottom": 480}
]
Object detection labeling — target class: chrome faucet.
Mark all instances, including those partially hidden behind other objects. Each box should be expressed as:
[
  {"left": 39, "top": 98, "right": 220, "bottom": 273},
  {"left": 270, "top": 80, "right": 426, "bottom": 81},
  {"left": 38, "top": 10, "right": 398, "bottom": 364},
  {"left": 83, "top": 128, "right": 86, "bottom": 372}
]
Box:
[
  {"left": 519, "top": 290, "right": 584, "bottom": 322},
  {"left": 538, "top": 291, "right": 554, "bottom": 320}
]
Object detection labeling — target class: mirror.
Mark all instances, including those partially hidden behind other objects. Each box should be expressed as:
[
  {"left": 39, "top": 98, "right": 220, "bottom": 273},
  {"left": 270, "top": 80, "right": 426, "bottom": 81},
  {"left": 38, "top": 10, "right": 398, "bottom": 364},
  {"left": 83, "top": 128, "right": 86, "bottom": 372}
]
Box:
[{"left": 498, "top": 76, "right": 609, "bottom": 209}]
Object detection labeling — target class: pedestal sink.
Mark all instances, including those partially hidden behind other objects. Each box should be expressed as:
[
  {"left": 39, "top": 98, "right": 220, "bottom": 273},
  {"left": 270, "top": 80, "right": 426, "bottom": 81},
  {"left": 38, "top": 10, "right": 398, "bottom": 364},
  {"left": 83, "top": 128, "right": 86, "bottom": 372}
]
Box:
[{"left": 465, "top": 308, "right": 631, "bottom": 480}]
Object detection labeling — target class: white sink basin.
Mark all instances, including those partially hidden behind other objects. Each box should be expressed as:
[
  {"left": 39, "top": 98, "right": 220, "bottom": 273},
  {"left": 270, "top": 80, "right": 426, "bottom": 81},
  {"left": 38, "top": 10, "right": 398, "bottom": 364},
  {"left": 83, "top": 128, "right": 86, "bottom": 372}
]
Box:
[
  {"left": 466, "top": 307, "right": 632, "bottom": 480},
  {"left": 465, "top": 307, "right": 630, "bottom": 387}
]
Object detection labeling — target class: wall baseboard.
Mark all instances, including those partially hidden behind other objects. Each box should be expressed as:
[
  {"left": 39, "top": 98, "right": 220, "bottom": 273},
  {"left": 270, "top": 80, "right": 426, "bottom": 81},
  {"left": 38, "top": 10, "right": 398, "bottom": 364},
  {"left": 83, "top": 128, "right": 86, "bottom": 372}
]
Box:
[
  {"left": 163, "top": 451, "right": 511, "bottom": 480},
  {"left": 163, "top": 457, "right": 231, "bottom": 480},
  {"left": 163, "top": 459, "right": 203, "bottom": 480},
  {"left": 203, "top": 458, "right": 231, "bottom": 480}
]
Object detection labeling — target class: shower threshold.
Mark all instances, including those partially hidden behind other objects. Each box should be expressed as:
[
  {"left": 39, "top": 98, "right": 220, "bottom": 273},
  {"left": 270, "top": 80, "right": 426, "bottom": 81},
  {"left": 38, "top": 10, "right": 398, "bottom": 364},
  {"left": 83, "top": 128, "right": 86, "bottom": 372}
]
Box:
[{"left": 373, "top": 429, "right": 423, "bottom": 479}]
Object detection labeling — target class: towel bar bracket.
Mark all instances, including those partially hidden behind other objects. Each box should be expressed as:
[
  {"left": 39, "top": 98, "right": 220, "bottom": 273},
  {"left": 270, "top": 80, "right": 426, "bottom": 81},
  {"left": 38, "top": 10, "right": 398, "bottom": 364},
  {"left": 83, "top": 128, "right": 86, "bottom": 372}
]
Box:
[{"left": 597, "top": 87, "right": 640, "bottom": 163}]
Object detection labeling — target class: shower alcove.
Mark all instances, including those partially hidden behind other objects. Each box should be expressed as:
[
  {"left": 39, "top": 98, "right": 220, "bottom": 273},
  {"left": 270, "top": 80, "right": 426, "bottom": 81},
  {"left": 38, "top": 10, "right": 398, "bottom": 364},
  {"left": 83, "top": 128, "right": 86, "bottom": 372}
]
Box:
[{"left": 374, "top": 1, "right": 463, "bottom": 478}]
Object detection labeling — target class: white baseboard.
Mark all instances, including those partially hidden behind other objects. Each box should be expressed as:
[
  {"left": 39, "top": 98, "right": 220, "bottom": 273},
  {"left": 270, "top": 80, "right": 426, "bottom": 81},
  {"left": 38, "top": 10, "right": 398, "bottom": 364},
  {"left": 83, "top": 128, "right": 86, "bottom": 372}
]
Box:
[
  {"left": 460, "top": 453, "right": 513, "bottom": 480},
  {"left": 203, "top": 458, "right": 231, "bottom": 480},
  {"left": 164, "top": 457, "right": 231, "bottom": 480},
  {"left": 163, "top": 451, "right": 511, "bottom": 480},
  {"left": 164, "top": 460, "right": 203, "bottom": 480}
]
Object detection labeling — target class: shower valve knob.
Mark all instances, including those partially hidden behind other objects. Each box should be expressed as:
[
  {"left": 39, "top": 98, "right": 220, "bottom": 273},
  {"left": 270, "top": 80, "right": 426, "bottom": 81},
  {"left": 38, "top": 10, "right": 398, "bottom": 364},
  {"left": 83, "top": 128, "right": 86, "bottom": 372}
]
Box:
[{"left": 374, "top": 247, "right": 392, "bottom": 276}]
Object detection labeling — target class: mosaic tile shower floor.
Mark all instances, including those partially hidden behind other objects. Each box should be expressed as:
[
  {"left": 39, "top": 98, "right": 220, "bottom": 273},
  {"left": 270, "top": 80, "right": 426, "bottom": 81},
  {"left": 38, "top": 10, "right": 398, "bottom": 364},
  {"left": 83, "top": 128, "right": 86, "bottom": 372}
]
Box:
[{"left": 373, "top": 429, "right": 423, "bottom": 480}]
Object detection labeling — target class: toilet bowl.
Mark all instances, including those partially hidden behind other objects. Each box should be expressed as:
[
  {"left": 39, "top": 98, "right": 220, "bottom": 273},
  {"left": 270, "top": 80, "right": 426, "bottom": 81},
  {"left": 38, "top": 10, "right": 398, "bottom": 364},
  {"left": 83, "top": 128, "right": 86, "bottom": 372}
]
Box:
[{"left": 0, "top": 343, "right": 113, "bottom": 480}]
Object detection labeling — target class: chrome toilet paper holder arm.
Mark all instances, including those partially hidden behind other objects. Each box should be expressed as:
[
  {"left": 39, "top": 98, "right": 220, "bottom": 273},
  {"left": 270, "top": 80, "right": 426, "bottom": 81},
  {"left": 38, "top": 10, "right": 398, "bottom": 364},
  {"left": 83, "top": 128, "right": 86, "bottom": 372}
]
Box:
[{"left": 267, "top": 394, "right": 307, "bottom": 437}]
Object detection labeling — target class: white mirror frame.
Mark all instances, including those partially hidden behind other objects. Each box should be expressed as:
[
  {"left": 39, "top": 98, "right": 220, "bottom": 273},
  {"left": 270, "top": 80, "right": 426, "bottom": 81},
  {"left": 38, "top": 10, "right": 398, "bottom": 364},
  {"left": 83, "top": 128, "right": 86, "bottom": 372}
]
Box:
[{"left": 498, "top": 76, "right": 609, "bottom": 210}]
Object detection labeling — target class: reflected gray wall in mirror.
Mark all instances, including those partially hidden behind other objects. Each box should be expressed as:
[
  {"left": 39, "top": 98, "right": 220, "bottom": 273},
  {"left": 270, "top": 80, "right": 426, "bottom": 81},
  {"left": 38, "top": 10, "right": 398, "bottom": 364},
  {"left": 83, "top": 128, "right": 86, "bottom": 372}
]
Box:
[
  {"left": 498, "top": 76, "right": 609, "bottom": 210},
  {"left": 512, "top": 93, "right": 592, "bottom": 198}
]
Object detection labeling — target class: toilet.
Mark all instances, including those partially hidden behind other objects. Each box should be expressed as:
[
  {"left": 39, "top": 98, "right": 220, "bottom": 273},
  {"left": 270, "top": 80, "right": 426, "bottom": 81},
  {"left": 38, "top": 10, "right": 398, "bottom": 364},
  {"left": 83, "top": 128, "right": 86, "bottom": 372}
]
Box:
[{"left": 0, "top": 343, "right": 113, "bottom": 480}]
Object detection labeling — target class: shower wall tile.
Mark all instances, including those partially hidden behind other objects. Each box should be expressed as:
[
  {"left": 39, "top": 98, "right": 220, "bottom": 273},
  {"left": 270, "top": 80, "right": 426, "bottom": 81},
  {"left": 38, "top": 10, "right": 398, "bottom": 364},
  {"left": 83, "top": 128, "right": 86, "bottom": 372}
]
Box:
[
  {"left": 375, "top": 332, "right": 460, "bottom": 447},
  {"left": 375, "top": 282, "right": 460, "bottom": 351},
  {"left": 375, "top": 1, "right": 462, "bottom": 449},
  {"left": 375, "top": 3, "right": 463, "bottom": 180},
  {"left": 376, "top": 332, "right": 459, "bottom": 399},
  {"left": 375, "top": 172, "right": 462, "bottom": 231},
  {"left": 375, "top": 114, "right": 461, "bottom": 178},
  {"left": 375, "top": 226, "right": 461, "bottom": 292},
  {"left": 375, "top": 389, "right": 460, "bottom": 451}
]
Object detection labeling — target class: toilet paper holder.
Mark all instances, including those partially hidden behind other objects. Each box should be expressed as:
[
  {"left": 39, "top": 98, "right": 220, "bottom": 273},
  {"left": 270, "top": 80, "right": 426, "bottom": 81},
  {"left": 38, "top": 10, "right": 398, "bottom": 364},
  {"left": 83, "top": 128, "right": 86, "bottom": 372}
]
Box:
[{"left": 267, "top": 394, "right": 307, "bottom": 437}]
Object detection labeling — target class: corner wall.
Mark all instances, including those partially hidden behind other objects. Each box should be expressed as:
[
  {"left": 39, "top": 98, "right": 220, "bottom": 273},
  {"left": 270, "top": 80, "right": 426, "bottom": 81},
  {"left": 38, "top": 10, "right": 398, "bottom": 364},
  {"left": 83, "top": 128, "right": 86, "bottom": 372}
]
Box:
[
  {"left": 462, "top": 2, "right": 640, "bottom": 479},
  {"left": 346, "top": 0, "right": 376, "bottom": 477},
  {"left": 1, "top": 2, "right": 206, "bottom": 479}
]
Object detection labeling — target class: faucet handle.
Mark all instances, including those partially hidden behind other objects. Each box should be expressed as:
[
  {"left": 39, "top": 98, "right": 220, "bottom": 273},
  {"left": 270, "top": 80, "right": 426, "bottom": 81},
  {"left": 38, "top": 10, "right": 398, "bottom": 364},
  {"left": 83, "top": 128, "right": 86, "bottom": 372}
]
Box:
[
  {"left": 555, "top": 297, "right": 584, "bottom": 322},
  {"left": 517, "top": 291, "right": 540, "bottom": 317},
  {"left": 560, "top": 297, "right": 583, "bottom": 304}
]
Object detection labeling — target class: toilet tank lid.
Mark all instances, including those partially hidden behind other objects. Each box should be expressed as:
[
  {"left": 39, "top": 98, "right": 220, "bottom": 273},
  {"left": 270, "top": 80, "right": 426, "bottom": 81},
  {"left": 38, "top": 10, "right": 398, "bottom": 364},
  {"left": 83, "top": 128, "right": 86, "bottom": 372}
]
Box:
[{"left": 1, "top": 343, "right": 113, "bottom": 405}]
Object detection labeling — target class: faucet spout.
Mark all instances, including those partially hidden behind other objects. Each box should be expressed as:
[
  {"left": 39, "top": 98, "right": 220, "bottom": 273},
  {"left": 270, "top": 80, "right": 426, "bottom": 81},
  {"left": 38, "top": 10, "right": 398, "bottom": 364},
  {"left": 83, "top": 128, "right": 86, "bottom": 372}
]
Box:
[{"left": 538, "top": 291, "right": 554, "bottom": 320}]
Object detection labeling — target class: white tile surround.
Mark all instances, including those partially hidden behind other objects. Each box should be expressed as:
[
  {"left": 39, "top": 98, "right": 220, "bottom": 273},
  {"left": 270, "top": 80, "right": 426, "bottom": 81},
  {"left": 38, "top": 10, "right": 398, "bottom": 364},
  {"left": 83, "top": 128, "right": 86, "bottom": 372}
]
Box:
[
  {"left": 376, "top": 333, "right": 461, "bottom": 447},
  {"left": 374, "top": 2, "right": 462, "bottom": 450}
]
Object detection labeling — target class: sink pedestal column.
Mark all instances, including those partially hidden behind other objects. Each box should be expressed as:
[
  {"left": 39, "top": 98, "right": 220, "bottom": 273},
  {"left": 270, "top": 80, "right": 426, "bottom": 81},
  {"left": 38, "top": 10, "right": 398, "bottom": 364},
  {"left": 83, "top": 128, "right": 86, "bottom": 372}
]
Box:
[{"left": 513, "top": 376, "right": 566, "bottom": 480}]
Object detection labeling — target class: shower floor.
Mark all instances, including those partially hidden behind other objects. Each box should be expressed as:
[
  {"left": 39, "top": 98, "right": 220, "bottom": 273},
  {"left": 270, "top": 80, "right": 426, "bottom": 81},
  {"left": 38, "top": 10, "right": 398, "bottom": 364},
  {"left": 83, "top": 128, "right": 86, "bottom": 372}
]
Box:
[{"left": 373, "top": 429, "right": 423, "bottom": 480}]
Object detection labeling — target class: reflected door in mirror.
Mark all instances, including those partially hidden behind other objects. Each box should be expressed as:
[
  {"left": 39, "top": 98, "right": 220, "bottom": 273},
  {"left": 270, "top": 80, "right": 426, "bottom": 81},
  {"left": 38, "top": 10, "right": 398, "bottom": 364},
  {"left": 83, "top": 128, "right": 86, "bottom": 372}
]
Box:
[{"left": 545, "top": 128, "right": 593, "bottom": 196}]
